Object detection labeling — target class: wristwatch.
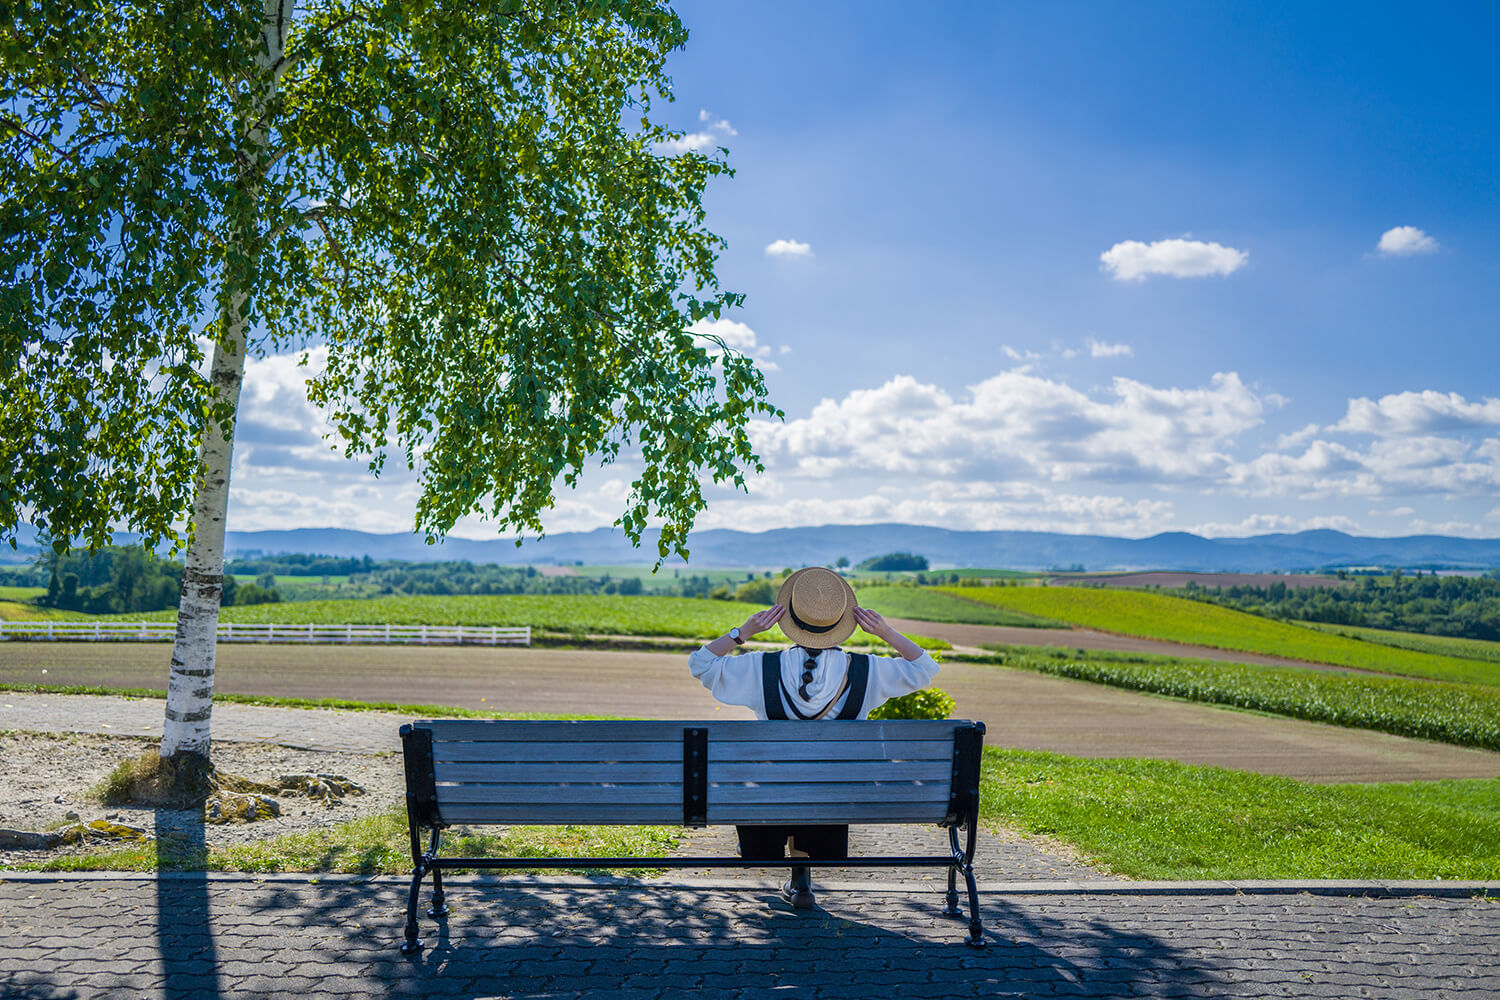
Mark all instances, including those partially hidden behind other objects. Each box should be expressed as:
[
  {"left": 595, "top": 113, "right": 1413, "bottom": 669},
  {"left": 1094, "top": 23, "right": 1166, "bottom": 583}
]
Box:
[{"left": 729, "top": 627, "right": 744, "bottom": 645}]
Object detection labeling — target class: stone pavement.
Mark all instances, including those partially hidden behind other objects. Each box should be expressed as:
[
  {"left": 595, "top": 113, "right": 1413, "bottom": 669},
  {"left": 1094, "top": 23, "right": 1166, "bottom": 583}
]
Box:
[{"left": 1, "top": 873, "right": 1497, "bottom": 999}]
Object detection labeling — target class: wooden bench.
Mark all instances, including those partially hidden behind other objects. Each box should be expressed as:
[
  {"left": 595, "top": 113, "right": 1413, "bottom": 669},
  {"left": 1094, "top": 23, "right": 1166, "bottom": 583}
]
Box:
[{"left": 398, "top": 718, "right": 988, "bottom": 950}]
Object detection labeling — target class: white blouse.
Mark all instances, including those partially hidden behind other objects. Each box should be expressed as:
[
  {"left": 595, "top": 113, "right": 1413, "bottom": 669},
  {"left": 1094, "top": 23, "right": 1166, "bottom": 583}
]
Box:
[{"left": 688, "top": 645, "right": 940, "bottom": 720}]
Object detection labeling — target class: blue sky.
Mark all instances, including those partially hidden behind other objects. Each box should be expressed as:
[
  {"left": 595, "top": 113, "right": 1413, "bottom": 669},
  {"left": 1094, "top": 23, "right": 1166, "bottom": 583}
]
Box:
[{"left": 228, "top": 1, "right": 1500, "bottom": 542}]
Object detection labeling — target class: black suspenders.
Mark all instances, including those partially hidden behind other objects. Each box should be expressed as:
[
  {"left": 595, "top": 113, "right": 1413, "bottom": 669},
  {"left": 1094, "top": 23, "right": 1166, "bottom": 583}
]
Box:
[{"left": 761, "top": 651, "right": 870, "bottom": 721}]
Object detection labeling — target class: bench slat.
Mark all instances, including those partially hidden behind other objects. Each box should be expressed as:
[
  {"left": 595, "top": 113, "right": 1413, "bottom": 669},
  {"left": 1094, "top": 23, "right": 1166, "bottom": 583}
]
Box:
[
  {"left": 712, "top": 740, "right": 953, "bottom": 763},
  {"left": 418, "top": 719, "right": 962, "bottom": 742},
  {"left": 710, "top": 802, "right": 946, "bottom": 824},
  {"left": 708, "top": 761, "right": 950, "bottom": 783},
  {"left": 440, "top": 804, "right": 680, "bottom": 825},
  {"left": 435, "top": 762, "right": 682, "bottom": 784},
  {"left": 710, "top": 782, "right": 949, "bottom": 805},
  {"left": 433, "top": 742, "right": 682, "bottom": 764},
  {"left": 439, "top": 784, "right": 683, "bottom": 805}
]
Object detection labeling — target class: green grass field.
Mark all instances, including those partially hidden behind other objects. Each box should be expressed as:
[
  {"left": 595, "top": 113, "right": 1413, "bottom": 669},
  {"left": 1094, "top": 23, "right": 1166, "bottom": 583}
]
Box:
[
  {"left": 119, "top": 593, "right": 946, "bottom": 649},
  {"left": 1298, "top": 621, "right": 1500, "bottom": 666},
  {"left": 0, "top": 586, "right": 45, "bottom": 601},
  {"left": 982, "top": 749, "right": 1500, "bottom": 880},
  {"left": 0, "top": 600, "right": 79, "bottom": 621},
  {"left": 942, "top": 584, "right": 1500, "bottom": 686},
  {"left": 852, "top": 586, "right": 1059, "bottom": 627},
  {"left": 978, "top": 644, "right": 1500, "bottom": 751}
]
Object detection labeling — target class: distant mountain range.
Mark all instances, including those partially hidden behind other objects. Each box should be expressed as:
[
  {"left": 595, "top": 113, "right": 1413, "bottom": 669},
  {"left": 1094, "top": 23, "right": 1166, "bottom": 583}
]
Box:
[
  {"left": 7, "top": 522, "right": 1498, "bottom": 572},
  {"left": 220, "top": 524, "right": 1500, "bottom": 572}
]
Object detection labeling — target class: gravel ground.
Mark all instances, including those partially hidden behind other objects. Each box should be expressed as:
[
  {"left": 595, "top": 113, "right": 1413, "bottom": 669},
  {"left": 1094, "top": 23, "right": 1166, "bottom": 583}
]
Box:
[{"left": 0, "top": 730, "right": 403, "bottom": 866}]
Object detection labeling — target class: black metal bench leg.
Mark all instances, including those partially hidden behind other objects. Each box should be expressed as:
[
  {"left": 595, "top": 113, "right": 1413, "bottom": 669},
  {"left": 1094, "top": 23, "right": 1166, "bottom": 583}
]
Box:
[
  {"left": 943, "top": 826, "right": 962, "bottom": 917},
  {"left": 426, "top": 828, "right": 448, "bottom": 918},
  {"left": 960, "top": 817, "right": 985, "bottom": 948},
  {"left": 401, "top": 865, "right": 425, "bottom": 955}
]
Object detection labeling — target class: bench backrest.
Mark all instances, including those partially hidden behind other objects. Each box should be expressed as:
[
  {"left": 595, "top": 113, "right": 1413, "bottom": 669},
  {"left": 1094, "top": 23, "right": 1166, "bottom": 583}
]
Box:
[{"left": 401, "top": 719, "right": 985, "bottom": 829}]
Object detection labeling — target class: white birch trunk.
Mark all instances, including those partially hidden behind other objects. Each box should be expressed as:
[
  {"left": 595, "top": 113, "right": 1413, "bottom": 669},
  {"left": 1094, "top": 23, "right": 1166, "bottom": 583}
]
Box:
[{"left": 160, "top": 0, "right": 292, "bottom": 760}]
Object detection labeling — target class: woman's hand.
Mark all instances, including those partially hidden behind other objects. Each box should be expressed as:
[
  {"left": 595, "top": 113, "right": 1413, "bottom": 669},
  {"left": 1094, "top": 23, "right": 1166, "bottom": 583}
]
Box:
[
  {"left": 742, "top": 604, "right": 785, "bottom": 639},
  {"left": 853, "top": 606, "right": 895, "bottom": 641}
]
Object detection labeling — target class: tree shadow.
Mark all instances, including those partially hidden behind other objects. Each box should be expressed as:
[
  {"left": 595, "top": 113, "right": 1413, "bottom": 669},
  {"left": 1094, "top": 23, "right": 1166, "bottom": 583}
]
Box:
[{"left": 153, "top": 805, "right": 223, "bottom": 999}]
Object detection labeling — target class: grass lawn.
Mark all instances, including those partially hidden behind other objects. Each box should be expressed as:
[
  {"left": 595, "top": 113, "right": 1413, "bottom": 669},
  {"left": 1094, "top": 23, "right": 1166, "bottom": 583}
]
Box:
[
  {"left": 16, "top": 746, "right": 1497, "bottom": 880},
  {"left": 982, "top": 748, "right": 1500, "bottom": 880},
  {"left": 975, "top": 644, "right": 1500, "bottom": 751},
  {"left": 1298, "top": 621, "right": 1500, "bottom": 666},
  {"left": 853, "top": 586, "right": 1060, "bottom": 627},
  {"left": 941, "top": 584, "right": 1500, "bottom": 686},
  {"left": 0, "top": 586, "right": 45, "bottom": 602}
]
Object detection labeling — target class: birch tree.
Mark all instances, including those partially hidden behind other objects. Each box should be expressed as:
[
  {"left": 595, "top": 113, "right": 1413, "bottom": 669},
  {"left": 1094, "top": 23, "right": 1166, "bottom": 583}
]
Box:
[{"left": 0, "top": 0, "right": 773, "bottom": 788}]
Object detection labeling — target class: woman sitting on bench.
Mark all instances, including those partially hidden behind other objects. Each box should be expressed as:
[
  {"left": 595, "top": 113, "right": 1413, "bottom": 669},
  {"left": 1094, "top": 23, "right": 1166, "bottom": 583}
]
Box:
[{"left": 688, "top": 565, "right": 940, "bottom": 910}]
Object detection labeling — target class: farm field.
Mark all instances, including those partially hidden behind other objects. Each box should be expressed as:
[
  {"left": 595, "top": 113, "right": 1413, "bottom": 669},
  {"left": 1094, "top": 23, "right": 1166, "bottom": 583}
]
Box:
[
  {"left": 1049, "top": 572, "right": 1345, "bottom": 590},
  {"left": 980, "top": 644, "right": 1500, "bottom": 751},
  {"left": 852, "top": 586, "right": 1058, "bottom": 627},
  {"left": 119, "top": 593, "right": 943, "bottom": 649},
  {"left": 571, "top": 565, "right": 754, "bottom": 590},
  {"left": 1297, "top": 621, "right": 1500, "bottom": 665},
  {"left": 941, "top": 584, "right": 1500, "bottom": 687},
  {"left": 0, "top": 586, "right": 45, "bottom": 601}
]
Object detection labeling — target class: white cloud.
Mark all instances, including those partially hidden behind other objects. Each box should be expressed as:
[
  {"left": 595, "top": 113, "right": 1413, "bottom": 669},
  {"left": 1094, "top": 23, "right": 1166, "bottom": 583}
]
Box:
[
  {"left": 1272, "top": 423, "right": 1320, "bottom": 450},
  {"left": 765, "top": 239, "right": 813, "bottom": 258},
  {"left": 654, "top": 110, "right": 738, "bottom": 156},
  {"left": 1228, "top": 431, "right": 1500, "bottom": 500},
  {"left": 690, "top": 317, "right": 780, "bottom": 371},
  {"left": 691, "top": 483, "right": 1176, "bottom": 537},
  {"left": 697, "top": 109, "right": 738, "bottom": 135},
  {"left": 1334, "top": 390, "right": 1500, "bottom": 435},
  {"left": 1377, "top": 226, "right": 1439, "bottom": 256},
  {"left": 1372, "top": 506, "right": 1416, "bottom": 517},
  {"left": 1186, "top": 513, "right": 1362, "bottom": 537},
  {"left": 751, "top": 369, "right": 1270, "bottom": 485},
  {"left": 1001, "top": 345, "right": 1042, "bottom": 363},
  {"left": 1408, "top": 518, "right": 1484, "bottom": 537},
  {"left": 655, "top": 132, "right": 718, "bottom": 155},
  {"left": 1100, "top": 238, "right": 1248, "bottom": 281},
  {"left": 1086, "top": 338, "right": 1133, "bottom": 358}
]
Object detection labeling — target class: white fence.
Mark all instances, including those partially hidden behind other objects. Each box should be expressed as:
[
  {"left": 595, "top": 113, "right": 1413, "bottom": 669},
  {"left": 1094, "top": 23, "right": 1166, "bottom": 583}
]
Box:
[{"left": 0, "top": 621, "right": 530, "bottom": 646}]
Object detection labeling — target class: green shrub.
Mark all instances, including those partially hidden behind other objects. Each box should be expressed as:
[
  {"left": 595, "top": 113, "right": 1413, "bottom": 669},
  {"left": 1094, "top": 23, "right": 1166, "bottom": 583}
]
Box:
[{"left": 869, "top": 687, "right": 955, "bottom": 720}]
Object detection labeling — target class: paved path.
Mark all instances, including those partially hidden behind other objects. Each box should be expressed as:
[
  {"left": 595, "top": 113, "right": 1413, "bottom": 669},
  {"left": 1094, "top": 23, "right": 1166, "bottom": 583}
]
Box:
[
  {"left": 2, "top": 873, "right": 1496, "bottom": 999},
  {"left": 5, "top": 643, "right": 1500, "bottom": 781}
]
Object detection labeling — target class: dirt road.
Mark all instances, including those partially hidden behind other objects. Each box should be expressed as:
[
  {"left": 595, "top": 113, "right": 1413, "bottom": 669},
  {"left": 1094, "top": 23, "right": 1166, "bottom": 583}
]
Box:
[{"left": 3, "top": 642, "right": 1496, "bottom": 784}]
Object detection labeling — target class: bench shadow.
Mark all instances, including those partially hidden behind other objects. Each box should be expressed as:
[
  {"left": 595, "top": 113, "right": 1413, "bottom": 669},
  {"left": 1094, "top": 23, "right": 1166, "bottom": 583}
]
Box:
[{"left": 286, "top": 879, "right": 1229, "bottom": 999}]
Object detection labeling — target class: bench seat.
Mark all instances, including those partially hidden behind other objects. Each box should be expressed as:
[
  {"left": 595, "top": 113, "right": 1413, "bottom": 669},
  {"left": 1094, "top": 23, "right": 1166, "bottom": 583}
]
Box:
[{"left": 399, "top": 718, "right": 987, "bottom": 949}]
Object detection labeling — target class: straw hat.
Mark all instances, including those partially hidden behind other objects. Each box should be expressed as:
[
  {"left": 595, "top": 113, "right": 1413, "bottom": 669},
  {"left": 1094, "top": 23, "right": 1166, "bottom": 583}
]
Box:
[{"left": 775, "top": 567, "right": 858, "bottom": 648}]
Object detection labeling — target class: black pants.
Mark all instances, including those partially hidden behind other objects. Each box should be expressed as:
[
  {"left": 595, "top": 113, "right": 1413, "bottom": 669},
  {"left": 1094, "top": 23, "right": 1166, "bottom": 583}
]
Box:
[{"left": 736, "top": 824, "right": 849, "bottom": 861}]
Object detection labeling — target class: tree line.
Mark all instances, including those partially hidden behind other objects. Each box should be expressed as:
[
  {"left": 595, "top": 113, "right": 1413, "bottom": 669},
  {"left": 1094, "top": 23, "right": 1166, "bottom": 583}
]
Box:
[
  {"left": 1, "top": 546, "right": 281, "bottom": 614},
  {"left": 1178, "top": 573, "right": 1500, "bottom": 641}
]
